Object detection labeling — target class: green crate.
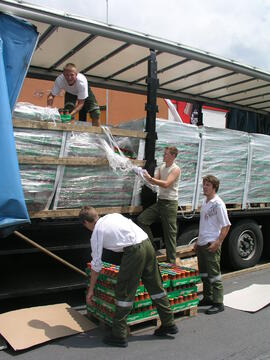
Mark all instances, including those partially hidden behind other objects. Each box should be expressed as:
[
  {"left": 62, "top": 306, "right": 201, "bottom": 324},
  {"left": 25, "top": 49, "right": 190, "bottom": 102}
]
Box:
[
  {"left": 167, "top": 285, "right": 197, "bottom": 299},
  {"left": 60, "top": 114, "right": 71, "bottom": 122},
  {"left": 127, "top": 308, "right": 158, "bottom": 323},
  {"left": 133, "top": 298, "right": 152, "bottom": 309},
  {"left": 171, "top": 298, "right": 199, "bottom": 312},
  {"left": 170, "top": 275, "right": 201, "bottom": 287}
]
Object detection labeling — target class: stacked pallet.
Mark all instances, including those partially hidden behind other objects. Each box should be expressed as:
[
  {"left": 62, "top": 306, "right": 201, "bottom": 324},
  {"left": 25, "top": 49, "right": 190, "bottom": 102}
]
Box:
[{"left": 86, "top": 261, "right": 200, "bottom": 326}]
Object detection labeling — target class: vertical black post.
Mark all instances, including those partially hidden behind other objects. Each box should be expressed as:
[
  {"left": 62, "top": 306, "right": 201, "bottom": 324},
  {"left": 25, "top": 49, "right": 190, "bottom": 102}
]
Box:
[
  {"left": 197, "top": 102, "right": 203, "bottom": 126},
  {"left": 141, "top": 49, "right": 159, "bottom": 209}
]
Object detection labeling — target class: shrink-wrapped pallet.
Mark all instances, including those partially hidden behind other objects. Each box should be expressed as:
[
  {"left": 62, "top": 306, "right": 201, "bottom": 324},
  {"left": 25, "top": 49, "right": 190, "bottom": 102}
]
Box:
[
  {"left": 53, "top": 131, "right": 138, "bottom": 209},
  {"left": 14, "top": 129, "right": 64, "bottom": 211},
  {"left": 247, "top": 133, "right": 270, "bottom": 204},
  {"left": 198, "top": 127, "right": 249, "bottom": 205}
]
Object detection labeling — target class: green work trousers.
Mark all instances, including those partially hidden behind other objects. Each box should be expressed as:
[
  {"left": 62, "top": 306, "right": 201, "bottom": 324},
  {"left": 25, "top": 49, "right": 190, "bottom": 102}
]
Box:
[
  {"left": 113, "top": 238, "right": 174, "bottom": 339},
  {"left": 137, "top": 199, "right": 178, "bottom": 263},
  {"left": 197, "top": 244, "right": 223, "bottom": 304},
  {"left": 64, "top": 88, "right": 100, "bottom": 121}
]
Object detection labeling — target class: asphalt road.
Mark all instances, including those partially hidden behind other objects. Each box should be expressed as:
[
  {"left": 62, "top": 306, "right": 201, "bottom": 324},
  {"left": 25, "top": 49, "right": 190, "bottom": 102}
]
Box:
[{"left": 1, "top": 268, "right": 270, "bottom": 360}]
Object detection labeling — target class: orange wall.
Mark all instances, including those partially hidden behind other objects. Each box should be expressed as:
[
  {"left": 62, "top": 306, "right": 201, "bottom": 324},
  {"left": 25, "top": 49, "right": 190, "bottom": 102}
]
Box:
[{"left": 18, "top": 78, "right": 168, "bottom": 125}]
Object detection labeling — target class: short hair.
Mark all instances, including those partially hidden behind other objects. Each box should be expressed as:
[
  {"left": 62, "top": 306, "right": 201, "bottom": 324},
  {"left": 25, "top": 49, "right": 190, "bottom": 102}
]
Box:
[
  {"left": 203, "top": 175, "right": 220, "bottom": 192},
  {"left": 79, "top": 206, "right": 98, "bottom": 223},
  {"left": 165, "top": 146, "right": 178, "bottom": 157},
  {"left": 64, "top": 63, "right": 77, "bottom": 72}
]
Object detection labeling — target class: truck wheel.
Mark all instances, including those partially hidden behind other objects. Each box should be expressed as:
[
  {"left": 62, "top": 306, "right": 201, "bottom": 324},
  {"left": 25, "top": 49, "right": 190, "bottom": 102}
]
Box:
[
  {"left": 226, "top": 220, "right": 263, "bottom": 270},
  {"left": 177, "top": 224, "right": 199, "bottom": 246}
]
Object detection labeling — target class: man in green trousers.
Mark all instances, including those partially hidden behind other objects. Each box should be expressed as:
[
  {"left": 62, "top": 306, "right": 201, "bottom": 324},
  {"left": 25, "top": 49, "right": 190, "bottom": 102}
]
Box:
[
  {"left": 137, "top": 146, "right": 181, "bottom": 264},
  {"left": 194, "top": 175, "right": 231, "bottom": 315},
  {"left": 80, "top": 206, "right": 178, "bottom": 348}
]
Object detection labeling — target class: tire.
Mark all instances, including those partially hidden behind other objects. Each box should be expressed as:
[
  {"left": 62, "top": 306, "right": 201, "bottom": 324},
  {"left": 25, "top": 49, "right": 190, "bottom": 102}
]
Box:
[
  {"left": 226, "top": 220, "right": 263, "bottom": 270},
  {"left": 177, "top": 224, "right": 199, "bottom": 246}
]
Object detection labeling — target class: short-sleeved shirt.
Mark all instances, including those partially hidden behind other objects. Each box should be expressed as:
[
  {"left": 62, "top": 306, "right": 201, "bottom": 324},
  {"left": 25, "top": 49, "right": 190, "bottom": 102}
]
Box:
[
  {"left": 197, "top": 194, "right": 231, "bottom": 246},
  {"left": 90, "top": 213, "right": 148, "bottom": 272},
  {"left": 51, "top": 73, "right": 88, "bottom": 100}
]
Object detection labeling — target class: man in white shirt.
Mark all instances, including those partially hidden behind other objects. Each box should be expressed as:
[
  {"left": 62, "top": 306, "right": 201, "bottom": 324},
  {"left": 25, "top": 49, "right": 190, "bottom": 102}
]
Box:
[
  {"left": 194, "top": 175, "right": 231, "bottom": 315},
  {"left": 79, "top": 206, "right": 178, "bottom": 348},
  {"left": 137, "top": 146, "right": 181, "bottom": 264},
  {"left": 47, "top": 63, "right": 100, "bottom": 125}
]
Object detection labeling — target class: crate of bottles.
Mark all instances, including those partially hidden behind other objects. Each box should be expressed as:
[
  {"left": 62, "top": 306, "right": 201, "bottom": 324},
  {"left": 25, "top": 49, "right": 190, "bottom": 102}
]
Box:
[{"left": 86, "top": 261, "right": 200, "bottom": 325}]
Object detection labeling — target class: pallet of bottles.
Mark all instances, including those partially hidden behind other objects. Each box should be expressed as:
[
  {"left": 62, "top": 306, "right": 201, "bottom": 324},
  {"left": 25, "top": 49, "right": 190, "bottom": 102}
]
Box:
[{"left": 86, "top": 261, "right": 200, "bottom": 325}]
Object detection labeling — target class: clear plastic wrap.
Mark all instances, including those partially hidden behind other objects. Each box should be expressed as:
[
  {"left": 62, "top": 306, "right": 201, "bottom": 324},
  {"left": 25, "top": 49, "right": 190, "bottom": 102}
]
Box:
[
  {"left": 13, "top": 102, "right": 61, "bottom": 123},
  {"left": 14, "top": 129, "right": 63, "bottom": 157},
  {"left": 53, "top": 126, "right": 141, "bottom": 209},
  {"left": 119, "top": 118, "right": 200, "bottom": 207},
  {"left": 247, "top": 133, "right": 270, "bottom": 204},
  {"left": 54, "top": 165, "right": 136, "bottom": 208},
  {"left": 19, "top": 165, "right": 58, "bottom": 212},
  {"left": 198, "top": 127, "right": 249, "bottom": 205}
]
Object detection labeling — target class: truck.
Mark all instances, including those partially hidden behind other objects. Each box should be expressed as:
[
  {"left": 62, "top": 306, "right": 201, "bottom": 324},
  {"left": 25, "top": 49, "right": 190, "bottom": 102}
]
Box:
[{"left": 0, "top": 1, "right": 270, "bottom": 308}]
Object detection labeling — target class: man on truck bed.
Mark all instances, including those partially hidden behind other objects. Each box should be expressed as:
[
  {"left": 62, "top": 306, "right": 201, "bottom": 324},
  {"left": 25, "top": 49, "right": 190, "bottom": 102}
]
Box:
[
  {"left": 194, "top": 175, "right": 231, "bottom": 315},
  {"left": 47, "top": 63, "right": 100, "bottom": 125},
  {"left": 80, "top": 206, "right": 178, "bottom": 348},
  {"left": 137, "top": 146, "right": 181, "bottom": 264}
]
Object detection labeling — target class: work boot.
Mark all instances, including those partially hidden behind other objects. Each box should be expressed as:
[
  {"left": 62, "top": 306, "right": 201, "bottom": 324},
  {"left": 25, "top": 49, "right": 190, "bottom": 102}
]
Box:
[
  {"left": 154, "top": 324, "right": 179, "bottom": 336},
  {"left": 198, "top": 298, "right": 213, "bottom": 306},
  {"left": 103, "top": 334, "right": 128, "bottom": 348},
  {"left": 205, "top": 303, "right": 224, "bottom": 315}
]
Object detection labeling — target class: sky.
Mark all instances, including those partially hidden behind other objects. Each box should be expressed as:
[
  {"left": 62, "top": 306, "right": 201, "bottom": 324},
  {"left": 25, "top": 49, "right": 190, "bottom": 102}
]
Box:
[{"left": 18, "top": 0, "right": 270, "bottom": 71}]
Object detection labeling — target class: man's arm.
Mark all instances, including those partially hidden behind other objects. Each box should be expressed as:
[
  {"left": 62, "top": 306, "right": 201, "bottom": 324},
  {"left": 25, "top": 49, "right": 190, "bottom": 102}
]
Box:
[
  {"left": 208, "top": 225, "right": 231, "bottom": 253},
  {"left": 145, "top": 167, "right": 180, "bottom": 188},
  {"left": 70, "top": 99, "right": 85, "bottom": 118},
  {"left": 86, "top": 269, "right": 99, "bottom": 305},
  {"left": 47, "top": 93, "right": 55, "bottom": 107}
]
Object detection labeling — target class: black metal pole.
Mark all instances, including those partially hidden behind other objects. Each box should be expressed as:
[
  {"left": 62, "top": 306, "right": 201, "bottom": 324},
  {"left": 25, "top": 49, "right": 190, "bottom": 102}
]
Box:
[
  {"left": 197, "top": 102, "right": 203, "bottom": 126},
  {"left": 141, "top": 49, "right": 159, "bottom": 209}
]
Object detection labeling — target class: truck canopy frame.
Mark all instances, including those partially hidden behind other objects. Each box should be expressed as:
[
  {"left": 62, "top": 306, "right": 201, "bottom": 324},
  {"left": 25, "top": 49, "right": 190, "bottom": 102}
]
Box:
[{"left": 1, "top": 0, "right": 270, "bottom": 115}]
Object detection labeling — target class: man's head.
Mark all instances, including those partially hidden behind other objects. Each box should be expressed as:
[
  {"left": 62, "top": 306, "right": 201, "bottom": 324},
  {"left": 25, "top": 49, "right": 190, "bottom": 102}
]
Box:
[
  {"left": 163, "top": 146, "right": 178, "bottom": 163},
  {"left": 202, "top": 175, "right": 219, "bottom": 199},
  {"left": 63, "top": 63, "right": 78, "bottom": 86},
  {"left": 79, "top": 206, "right": 99, "bottom": 231}
]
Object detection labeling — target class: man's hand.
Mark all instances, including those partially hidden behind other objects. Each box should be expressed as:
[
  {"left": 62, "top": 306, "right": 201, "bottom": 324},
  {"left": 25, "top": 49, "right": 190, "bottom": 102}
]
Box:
[
  {"left": 86, "top": 289, "right": 94, "bottom": 305},
  {"left": 193, "top": 241, "right": 198, "bottom": 252},
  {"left": 143, "top": 170, "right": 151, "bottom": 181},
  {"left": 207, "top": 240, "right": 221, "bottom": 253}
]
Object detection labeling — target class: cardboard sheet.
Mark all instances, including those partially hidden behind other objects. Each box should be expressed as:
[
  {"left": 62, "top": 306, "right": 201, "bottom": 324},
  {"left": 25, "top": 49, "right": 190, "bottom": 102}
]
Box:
[
  {"left": 0, "top": 303, "right": 96, "bottom": 350},
  {"left": 224, "top": 284, "right": 270, "bottom": 312}
]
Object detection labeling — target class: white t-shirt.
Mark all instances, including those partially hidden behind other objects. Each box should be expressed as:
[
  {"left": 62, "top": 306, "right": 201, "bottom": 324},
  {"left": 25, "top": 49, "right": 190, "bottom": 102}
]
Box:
[
  {"left": 197, "top": 194, "right": 231, "bottom": 246},
  {"left": 90, "top": 213, "right": 148, "bottom": 272},
  {"left": 51, "top": 73, "right": 88, "bottom": 99}
]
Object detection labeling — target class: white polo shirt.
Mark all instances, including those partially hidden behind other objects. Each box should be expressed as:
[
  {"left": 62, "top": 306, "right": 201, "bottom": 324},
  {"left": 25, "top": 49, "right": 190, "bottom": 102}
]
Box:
[
  {"left": 90, "top": 213, "right": 148, "bottom": 272},
  {"left": 197, "top": 194, "right": 231, "bottom": 246},
  {"left": 51, "top": 73, "right": 88, "bottom": 100}
]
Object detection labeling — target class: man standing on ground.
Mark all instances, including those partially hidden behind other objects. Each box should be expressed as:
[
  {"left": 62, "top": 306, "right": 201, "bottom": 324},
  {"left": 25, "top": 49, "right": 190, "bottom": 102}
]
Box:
[
  {"left": 47, "top": 63, "right": 100, "bottom": 125},
  {"left": 194, "top": 175, "right": 231, "bottom": 315},
  {"left": 80, "top": 206, "right": 178, "bottom": 348},
  {"left": 137, "top": 146, "right": 181, "bottom": 264}
]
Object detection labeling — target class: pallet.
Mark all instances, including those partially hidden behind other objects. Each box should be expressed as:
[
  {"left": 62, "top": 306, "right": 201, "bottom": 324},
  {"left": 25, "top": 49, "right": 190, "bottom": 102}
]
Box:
[
  {"left": 248, "top": 202, "right": 270, "bottom": 209},
  {"left": 86, "top": 306, "right": 198, "bottom": 335}
]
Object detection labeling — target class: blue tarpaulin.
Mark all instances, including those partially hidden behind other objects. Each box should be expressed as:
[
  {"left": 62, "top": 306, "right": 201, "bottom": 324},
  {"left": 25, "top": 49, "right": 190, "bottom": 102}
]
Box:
[{"left": 0, "top": 13, "right": 38, "bottom": 233}]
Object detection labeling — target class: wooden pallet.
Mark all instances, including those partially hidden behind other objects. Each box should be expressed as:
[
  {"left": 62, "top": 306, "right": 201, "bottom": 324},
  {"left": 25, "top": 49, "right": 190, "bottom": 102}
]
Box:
[
  {"left": 248, "top": 202, "right": 270, "bottom": 209},
  {"left": 86, "top": 306, "right": 198, "bottom": 335}
]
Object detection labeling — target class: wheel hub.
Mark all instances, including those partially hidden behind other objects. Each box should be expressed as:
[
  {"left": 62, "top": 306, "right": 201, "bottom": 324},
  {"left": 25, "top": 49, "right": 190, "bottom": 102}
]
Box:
[{"left": 238, "top": 231, "right": 256, "bottom": 260}]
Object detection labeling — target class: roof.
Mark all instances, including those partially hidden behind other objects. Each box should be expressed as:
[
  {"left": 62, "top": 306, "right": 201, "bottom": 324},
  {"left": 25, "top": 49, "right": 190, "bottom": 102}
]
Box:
[{"left": 1, "top": 0, "right": 270, "bottom": 115}]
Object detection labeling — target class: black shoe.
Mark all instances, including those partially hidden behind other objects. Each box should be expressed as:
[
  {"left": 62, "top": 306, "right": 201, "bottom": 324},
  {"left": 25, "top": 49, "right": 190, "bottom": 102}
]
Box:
[
  {"left": 205, "top": 303, "right": 224, "bottom": 315},
  {"left": 198, "top": 298, "right": 213, "bottom": 306},
  {"left": 103, "top": 334, "right": 128, "bottom": 348},
  {"left": 154, "top": 324, "right": 179, "bottom": 336}
]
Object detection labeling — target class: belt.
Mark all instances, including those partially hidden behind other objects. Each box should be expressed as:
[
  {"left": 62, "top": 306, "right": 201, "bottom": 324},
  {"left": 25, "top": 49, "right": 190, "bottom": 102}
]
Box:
[{"left": 123, "top": 238, "right": 148, "bottom": 251}]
